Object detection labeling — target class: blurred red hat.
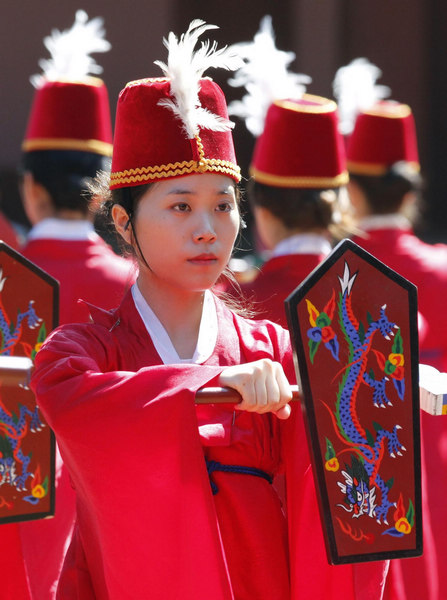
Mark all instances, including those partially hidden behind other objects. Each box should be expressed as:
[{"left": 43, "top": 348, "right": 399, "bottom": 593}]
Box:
[
  {"left": 346, "top": 101, "right": 419, "bottom": 175},
  {"left": 22, "top": 10, "right": 112, "bottom": 157},
  {"left": 23, "top": 77, "right": 112, "bottom": 156},
  {"left": 332, "top": 59, "right": 419, "bottom": 176},
  {"left": 250, "top": 95, "right": 348, "bottom": 188},
  {"left": 227, "top": 17, "right": 347, "bottom": 189}
]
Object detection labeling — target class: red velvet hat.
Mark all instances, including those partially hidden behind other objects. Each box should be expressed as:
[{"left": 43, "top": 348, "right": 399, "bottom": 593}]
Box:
[
  {"left": 110, "top": 77, "right": 240, "bottom": 189},
  {"left": 250, "top": 94, "right": 348, "bottom": 188},
  {"left": 110, "top": 21, "right": 241, "bottom": 189},
  {"left": 347, "top": 101, "right": 419, "bottom": 175},
  {"left": 22, "top": 77, "right": 113, "bottom": 156}
]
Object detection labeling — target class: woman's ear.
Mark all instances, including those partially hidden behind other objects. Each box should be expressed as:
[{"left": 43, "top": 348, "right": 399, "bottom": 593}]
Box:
[
  {"left": 253, "top": 205, "right": 284, "bottom": 250},
  {"left": 400, "top": 190, "right": 419, "bottom": 223},
  {"left": 111, "top": 204, "right": 132, "bottom": 245},
  {"left": 21, "top": 172, "right": 54, "bottom": 225},
  {"left": 347, "top": 180, "right": 369, "bottom": 219}
]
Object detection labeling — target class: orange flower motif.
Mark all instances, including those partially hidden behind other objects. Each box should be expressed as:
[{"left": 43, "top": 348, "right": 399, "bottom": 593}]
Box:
[
  {"left": 325, "top": 457, "right": 339, "bottom": 472},
  {"left": 395, "top": 517, "right": 411, "bottom": 534},
  {"left": 31, "top": 484, "right": 46, "bottom": 499},
  {"left": 388, "top": 353, "right": 404, "bottom": 367}
]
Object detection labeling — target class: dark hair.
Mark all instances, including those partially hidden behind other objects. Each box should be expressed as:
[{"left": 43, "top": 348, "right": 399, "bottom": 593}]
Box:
[
  {"left": 90, "top": 182, "right": 152, "bottom": 256},
  {"left": 247, "top": 179, "right": 353, "bottom": 238},
  {"left": 349, "top": 161, "right": 423, "bottom": 215},
  {"left": 22, "top": 150, "right": 110, "bottom": 215}
]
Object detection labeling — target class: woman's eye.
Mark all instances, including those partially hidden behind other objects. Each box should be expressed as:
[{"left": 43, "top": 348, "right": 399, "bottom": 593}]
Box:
[
  {"left": 173, "top": 203, "right": 190, "bottom": 212},
  {"left": 216, "top": 202, "right": 233, "bottom": 212}
]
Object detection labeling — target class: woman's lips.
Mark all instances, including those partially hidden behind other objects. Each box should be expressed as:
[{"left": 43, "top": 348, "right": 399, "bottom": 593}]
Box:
[{"left": 188, "top": 254, "right": 218, "bottom": 265}]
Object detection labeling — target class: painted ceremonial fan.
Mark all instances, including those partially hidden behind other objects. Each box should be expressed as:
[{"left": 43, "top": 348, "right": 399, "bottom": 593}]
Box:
[
  {"left": 286, "top": 239, "right": 422, "bottom": 563},
  {"left": 0, "top": 242, "right": 57, "bottom": 523}
]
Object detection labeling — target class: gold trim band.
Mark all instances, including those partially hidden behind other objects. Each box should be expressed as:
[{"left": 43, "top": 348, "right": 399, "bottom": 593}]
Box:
[
  {"left": 41, "top": 76, "right": 105, "bottom": 88},
  {"left": 111, "top": 158, "right": 241, "bottom": 187},
  {"left": 250, "top": 166, "right": 349, "bottom": 188},
  {"left": 347, "top": 160, "right": 420, "bottom": 176},
  {"left": 22, "top": 138, "right": 113, "bottom": 157},
  {"left": 125, "top": 75, "right": 213, "bottom": 89},
  {"left": 125, "top": 76, "right": 169, "bottom": 88},
  {"left": 362, "top": 103, "right": 412, "bottom": 119},
  {"left": 274, "top": 94, "right": 337, "bottom": 115}
]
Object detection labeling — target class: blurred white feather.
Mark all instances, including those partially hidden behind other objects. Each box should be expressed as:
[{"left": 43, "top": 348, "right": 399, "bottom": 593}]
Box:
[
  {"left": 333, "top": 58, "right": 391, "bottom": 135},
  {"left": 155, "top": 19, "right": 244, "bottom": 139},
  {"left": 31, "top": 10, "right": 111, "bottom": 88},
  {"left": 227, "top": 15, "right": 311, "bottom": 137}
]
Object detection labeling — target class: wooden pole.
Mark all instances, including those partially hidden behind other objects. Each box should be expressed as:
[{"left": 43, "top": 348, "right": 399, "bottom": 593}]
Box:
[
  {"left": 195, "top": 384, "right": 300, "bottom": 404},
  {"left": 0, "top": 356, "right": 33, "bottom": 387}
]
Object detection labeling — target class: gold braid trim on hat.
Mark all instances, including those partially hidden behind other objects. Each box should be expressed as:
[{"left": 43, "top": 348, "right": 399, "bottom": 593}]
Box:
[
  {"left": 111, "top": 135, "right": 241, "bottom": 186},
  {"left": 110, "top": 159, "right": 241, "bottom": 186},
  {"left": 347, "top": 160, "right": 420, "bottom": 176},
  {"left": 362, "top": 103, "right": 412, "bottom": 119},
  {"left": 42, "top": 76, "right": 106, "bottom": 87},
  {"left": 22, "top": 137, "right": 113, "bottom": 156},
  {"left": 250, "top": 166, "right": 349, "bottom": 189},
  {"left": 274, "top": 95, "right": 337, "bottom": 114}
]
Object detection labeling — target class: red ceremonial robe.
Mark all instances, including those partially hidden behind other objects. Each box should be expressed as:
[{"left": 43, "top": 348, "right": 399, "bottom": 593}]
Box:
[
  {"left": 32, "top": 290, "right": 296, "bottom": 599},
  {"left": 22, "top": 230, "right": 135, "bottom": 325},
  {"left": 352, "top": 225, "right": 447, "bottom": 370},
  {"left": 353, "top": 223, "right": 446, "bottom": 600},
  {"left": 11, "top": 223, "right": 136, "bottom": 599},
  {"left": 240, "top": 253, "right": 325, "bottom": 329},
  {"left": 32, "top": 287, "right": 388, "bottom": 599}
]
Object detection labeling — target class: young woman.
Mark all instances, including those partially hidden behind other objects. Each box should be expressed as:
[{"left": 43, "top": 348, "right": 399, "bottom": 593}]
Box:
[{"left": 30, "top": 22, "right": 302, "bottom": 600}]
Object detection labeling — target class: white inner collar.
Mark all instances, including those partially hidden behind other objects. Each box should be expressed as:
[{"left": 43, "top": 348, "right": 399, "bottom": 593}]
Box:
[
  {"left": 131, "top": 283, "right": 218, "bottom": 365},
  {"left": 27, "top": 218, "right": 98, "bottom": 241},
  {"left": 359, "top": 214, "right": 412, "bottom": 232},
  {"left": 271, "top": 233, "right": 332, "bottom": 258}
]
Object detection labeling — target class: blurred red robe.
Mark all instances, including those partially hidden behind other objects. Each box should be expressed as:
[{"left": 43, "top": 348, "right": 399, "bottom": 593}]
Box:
[{"left": 353, "top": 224, "right": 444, "bottom": 600}]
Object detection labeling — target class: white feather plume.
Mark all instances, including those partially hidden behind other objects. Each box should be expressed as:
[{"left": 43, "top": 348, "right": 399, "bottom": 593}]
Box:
[
  {"left": 30, "top": 10, "right": 111, "bottom": 88},
  {"left": 227, "top": 15, "right": 311, "bottom": 137},
  {"left": 154, "top": 19, "right": 244, "bottom": 139},
  {"left": 333, "top": 58, "right": 391, "bottom": 135}
]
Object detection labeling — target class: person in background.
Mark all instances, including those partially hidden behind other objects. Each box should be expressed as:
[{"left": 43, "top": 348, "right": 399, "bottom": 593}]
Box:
[
  {"left": 4, "top": 12, "right": 135, "bottom": 600},
  {"left": 226, "top": 17, "right": 352, "bottom": 328},
  {"left": 334, "top": 57, "right": 444, "bottom": 600},
  {"left": 226, "top": 18, "right": 389, "bottom": 600},
  {"left": 20, "top": 10, "right": 135, "bottom": 326}
]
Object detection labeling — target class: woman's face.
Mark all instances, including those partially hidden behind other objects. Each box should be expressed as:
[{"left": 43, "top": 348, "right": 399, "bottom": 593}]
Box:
[{"left": 116, "top": 173, "right": 240, "bottom": 297}]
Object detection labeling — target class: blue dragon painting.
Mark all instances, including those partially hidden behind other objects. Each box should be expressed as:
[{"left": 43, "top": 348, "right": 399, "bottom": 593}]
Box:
[
  {"left": 0, "top": 269, "right": 48, "bottom": 503},
  {"left": 306, "top": 261, "right": 415, "bottom": 540}
]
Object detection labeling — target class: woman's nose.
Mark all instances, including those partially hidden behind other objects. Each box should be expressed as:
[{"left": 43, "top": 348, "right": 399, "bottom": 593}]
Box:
[{"left": 193, "top": 214, "right": 217, "bottom": 243}]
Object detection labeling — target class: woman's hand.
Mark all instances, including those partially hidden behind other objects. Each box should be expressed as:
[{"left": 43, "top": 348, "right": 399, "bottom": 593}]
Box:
[{"left": 218, "top": 359, "right": 292, "bottom": 419}]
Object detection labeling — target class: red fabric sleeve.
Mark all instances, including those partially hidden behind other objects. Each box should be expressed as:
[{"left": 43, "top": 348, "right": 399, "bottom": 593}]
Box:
[{"left": 32, "top": 325, "right": 233, "bottom": 600}]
